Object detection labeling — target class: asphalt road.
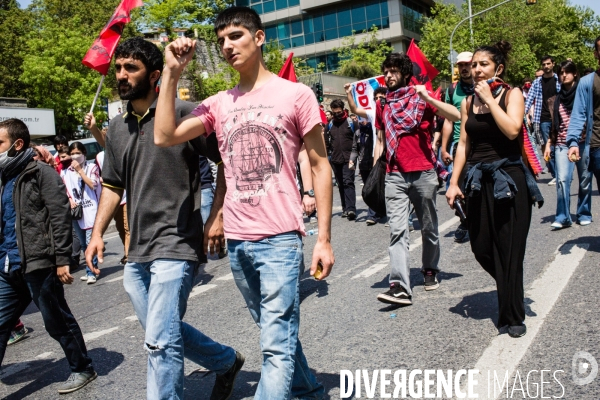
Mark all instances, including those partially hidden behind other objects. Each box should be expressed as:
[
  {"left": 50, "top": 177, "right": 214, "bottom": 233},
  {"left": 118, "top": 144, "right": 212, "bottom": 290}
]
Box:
[{"left": 1, "top": 171, "right": 599, "bottom": 400}]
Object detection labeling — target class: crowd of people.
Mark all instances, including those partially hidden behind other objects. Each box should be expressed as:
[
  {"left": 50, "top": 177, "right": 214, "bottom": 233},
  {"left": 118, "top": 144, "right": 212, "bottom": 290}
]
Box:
[{"left": 0, "top": 4, "right": 599, "bottom": 399}]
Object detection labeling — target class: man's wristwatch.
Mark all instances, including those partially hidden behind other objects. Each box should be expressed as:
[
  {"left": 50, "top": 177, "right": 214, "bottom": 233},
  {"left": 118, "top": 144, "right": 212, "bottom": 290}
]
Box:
[{"left": 304, "top": 189, "right": 315, "bottom": 197}]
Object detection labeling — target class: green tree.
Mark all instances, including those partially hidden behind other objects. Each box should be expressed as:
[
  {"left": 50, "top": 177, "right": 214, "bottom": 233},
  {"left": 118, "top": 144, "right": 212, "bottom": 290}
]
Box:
[
  {"left": 419, "top": 0, "right": 600, "bottom": 85},
  {"left": 0, "top": 1, "right": 31, "bottom": 97},
  {"left": 139, "top": 0, "right": 232, "bottom": 40},
  {"left": 334, "top": 28, "right": 393, "bottom": 79}
]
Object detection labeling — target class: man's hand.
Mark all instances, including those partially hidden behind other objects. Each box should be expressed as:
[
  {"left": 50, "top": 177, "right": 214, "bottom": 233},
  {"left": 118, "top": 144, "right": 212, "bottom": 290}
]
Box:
[
  {"left": 204, "top": 212, "right": 225, "bottom": 256},
  {"left": 85, "top": 235, "right": 104, "bottom": 275},
  {"left": 56, "top": 265, "right": 74, "bottom": 284},
  {"left": 310, "top": 240, "right": 334, "bottom": 280},
  {"left": 302, "top": 195, "right": 316, "bottom": 215},
  {"left": 164, "top": 37, "right": 197, "bottom": 74},
  {"left": 348, "top": 160, "right": 355, "bottom": 170},
  {"left": 83, "top": 113, "right": 97, "bottom": 131},
  {"left": 441, "top": 149, "right": 453, "bottom": 166},
  {"left": 414, "top": 85, "right": 431, "bottom": 101},
  {"left": 568, "top": 146, "right": 580, "bottom": 162},
  {"left": 344, "top": 82, "right": 352, "bottom": 94}
]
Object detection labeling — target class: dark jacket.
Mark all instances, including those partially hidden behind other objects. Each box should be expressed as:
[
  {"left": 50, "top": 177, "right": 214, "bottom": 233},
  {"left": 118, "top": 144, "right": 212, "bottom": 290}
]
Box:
[
  {"left": 14, "top": 160, "right": 72, "bottom": 273},
  {"left": 329, "top": 118, "right": 359, "bottom": 164},
  {"left": 547, "top": 95, "right": 585, "bottom": 145}
]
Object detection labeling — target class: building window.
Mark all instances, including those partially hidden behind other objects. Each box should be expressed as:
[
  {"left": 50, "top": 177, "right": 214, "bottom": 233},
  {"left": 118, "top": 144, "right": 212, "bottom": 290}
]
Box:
[
  {"left": 402, "top": 0, "right": 427, "bottom": 34},
  {"left": 304, "top": 52, "right": 340, "bottom": 73},
  {"left": 236, "top": 0, "right": 299, "bottom": 14},
  {"left": 263, "top": 0, "right": 393, "bottom": 49}
]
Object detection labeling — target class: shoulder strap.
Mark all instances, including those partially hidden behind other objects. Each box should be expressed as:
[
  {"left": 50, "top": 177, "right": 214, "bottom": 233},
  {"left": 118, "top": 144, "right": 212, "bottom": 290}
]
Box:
[{"left": 447, "top": 82, "right": 457, "bottom": 104}]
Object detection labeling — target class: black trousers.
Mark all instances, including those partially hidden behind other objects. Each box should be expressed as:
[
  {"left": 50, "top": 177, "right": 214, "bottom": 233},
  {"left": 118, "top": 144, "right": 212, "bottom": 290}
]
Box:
[
  {"left": 466, "top": 166, "right": 532, "bottom": 327},
  {"left": 0, "top": 268, "right": 93, "bottom": 373},
  {"left": 331, "top": 162, "right": 356, "bottom": 213}
]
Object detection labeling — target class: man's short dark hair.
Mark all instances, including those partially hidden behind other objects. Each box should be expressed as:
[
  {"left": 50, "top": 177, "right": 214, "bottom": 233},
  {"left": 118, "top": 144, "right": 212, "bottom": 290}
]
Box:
[
  {"left": 114, "top": 37, "right": 164, "bottom": 79},
  {"left": 541, "top": 55, "right": 554, "bottom": 64},
  {"left": 53, "top": 134, "right": 68, "bottom": 147},
  {"left": 374, "top": 87, "right": 387, "bottom": 97},
  {"left": 214, "top": 6, "right": 264, "bottom": 36},
  {"left": 0, "top": 118, "right": 30, "bottom": 149},
  {"left": 330, "top": 99, "right": 345, "bottom": 110},
  {"left": 381, "top": 53, "right": 413, "bottom": 83}
]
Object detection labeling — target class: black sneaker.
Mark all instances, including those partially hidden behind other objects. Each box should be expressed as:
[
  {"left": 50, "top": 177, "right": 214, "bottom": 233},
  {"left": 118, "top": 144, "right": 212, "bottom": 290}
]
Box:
[
  {"left": 210, "top": 351, "right": 245, "bottom": 400},
  {"left": 508, "top": 324, "right": 527, "bottom": 338},
  {"left": 347, "top": 211, "right": 356, "bottom": 221},
  {"left": 341, "top": 211, "right": 348, "bottom": 218},
  {"left": 454, "top": 223, "right": 469, "bottom": 243},
  {"left": 423, "top": 269, "right": 439, "bottom": 291},
  {"left": 376, "top": 283, "right": 412, "bottom": 305}
]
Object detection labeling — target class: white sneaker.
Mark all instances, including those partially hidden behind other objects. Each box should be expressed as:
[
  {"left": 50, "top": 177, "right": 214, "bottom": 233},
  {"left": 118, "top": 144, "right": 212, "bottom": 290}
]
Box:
[
  {"left": 80, "top": 275, "right": 88, "bottom": 281},
  {"left": 579, "top": 220, "right": 592, "bottom": 226},
  {"left": 551, "top": 221, "right": 563, "bottom": 229},
  {"left": 86, "top": 276, "right": 97, "bottom": 284},
  {"left": 548, "top": 178, "right": 556, "bottom": 186}
]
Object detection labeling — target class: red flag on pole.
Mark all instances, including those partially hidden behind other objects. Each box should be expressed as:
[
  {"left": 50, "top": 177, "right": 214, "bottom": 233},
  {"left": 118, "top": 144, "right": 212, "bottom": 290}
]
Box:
[
  {"left": 82, "top": 0, "right": 144, "bottom": 75},
  {"left": 277, "top": 52, "right": 297, "bottom": 83},
  {"left": 406, "top": 39, "right": 439, "bottom": 91}
]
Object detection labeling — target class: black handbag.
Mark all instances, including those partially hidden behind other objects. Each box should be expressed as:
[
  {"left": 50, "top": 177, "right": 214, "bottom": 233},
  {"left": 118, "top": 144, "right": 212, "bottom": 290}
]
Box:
[
  {"left": 361, "top": 152, "right": 387, "bottom": 216},
  {"left": 70, "top": 178, "right": 85, "bottom": 220}
]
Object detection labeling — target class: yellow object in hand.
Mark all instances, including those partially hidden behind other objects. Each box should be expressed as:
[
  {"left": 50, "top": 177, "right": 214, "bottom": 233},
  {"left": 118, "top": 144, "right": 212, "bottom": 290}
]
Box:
[
  {"left": 570, "top": 154, "right": 578, "bottom": 162},
  {"left": 314, "top": 262, "right": 323, "bottom": 280}
]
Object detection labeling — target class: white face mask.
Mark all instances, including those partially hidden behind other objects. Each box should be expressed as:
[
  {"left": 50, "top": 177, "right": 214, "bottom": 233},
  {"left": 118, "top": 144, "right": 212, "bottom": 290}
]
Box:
[
  {"left": 71, "top": 154, "right": 85, "bottom": 166},
  {"left": 0, "top": 142, "right": 16, "bottom": 169}
]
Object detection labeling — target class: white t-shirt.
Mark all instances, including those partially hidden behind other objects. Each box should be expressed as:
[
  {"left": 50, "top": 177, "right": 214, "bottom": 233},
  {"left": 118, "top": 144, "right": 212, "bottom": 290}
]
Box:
[{"left": 61, "top": 162, "right": 102, "bottom": 230}]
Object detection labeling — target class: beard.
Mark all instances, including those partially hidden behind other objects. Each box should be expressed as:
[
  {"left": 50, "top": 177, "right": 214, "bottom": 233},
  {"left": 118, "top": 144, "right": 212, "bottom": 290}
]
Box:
[
  {"left": 118, "top": 75, "right": 152, "bottom": 101},
  {"left": 386, "top": 76, "right": 407, "bottom": 92}
]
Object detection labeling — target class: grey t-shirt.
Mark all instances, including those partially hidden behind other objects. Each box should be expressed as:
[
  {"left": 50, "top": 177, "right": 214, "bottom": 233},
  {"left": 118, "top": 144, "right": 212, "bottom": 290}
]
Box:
[{"left": 103, "top": 99, "right": 221, "bottom": 263}]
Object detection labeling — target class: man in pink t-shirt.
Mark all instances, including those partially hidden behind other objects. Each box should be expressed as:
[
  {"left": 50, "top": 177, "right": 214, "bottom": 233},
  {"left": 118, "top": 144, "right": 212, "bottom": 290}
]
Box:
[{"left": 154, "top": 7, "right": 334, "bottom": 399}]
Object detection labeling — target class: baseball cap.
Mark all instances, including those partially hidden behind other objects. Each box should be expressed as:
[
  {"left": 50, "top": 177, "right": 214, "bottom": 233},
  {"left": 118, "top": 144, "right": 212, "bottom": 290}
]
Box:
[{"left": 456, "top": 52, "right": 473, "bottom": 64}]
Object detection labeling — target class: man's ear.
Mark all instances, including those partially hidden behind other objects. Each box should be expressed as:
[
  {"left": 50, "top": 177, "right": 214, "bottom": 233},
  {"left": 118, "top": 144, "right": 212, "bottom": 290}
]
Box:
[
  {"left": 13, "top": 138, "right": 24, "bottom": 152},
  {"left": 150, "top": 70, "right": 161, "bottom": 88},
  {"left": 254, "top": 29, "right": 266, "bottom": 47}
]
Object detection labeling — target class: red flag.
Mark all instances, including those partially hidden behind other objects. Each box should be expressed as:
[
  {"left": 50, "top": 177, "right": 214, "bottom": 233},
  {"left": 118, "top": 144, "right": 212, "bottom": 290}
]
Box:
[
  {"left": 432, "top": 87, "right": 442, "bottom": 101},
  {"left": 406, "top": 39, "right": 439, "bottom": 91},
  {"left": 277, "top": 52, "right": 297, "bottom": 83},
  {"left": 82, "top": 0, "right": 144, "bottom": 75}
]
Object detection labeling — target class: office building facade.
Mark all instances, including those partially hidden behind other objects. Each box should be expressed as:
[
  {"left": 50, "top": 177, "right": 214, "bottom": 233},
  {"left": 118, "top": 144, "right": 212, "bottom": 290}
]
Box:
[{"left": 235, "top": 0, "right": 435, "bottom": 72}]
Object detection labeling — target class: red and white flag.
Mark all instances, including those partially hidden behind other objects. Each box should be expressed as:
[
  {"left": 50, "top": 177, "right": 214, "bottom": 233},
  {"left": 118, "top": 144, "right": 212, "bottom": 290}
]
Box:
[
  {"left": 82, "top": 0, "right": 143, "bottom": 75},
  {"left": 406, "top": 39, "right": 439, "bottom": 91}
]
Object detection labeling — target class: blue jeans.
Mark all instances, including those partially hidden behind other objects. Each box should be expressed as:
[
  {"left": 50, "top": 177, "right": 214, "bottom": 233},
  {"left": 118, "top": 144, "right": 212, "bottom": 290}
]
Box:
[
  {"left": 200, "top": 184, "right": 215, "bottom": 225},
  {"left": 228, "top": 232, "right": 324, "bottom": 400},
  {"left": 123, "top": 259, "right": 236, "bottom": 400},
  {"left": 73, "top": 221, "right": 97, "bottom": 277},
  {"left": 540, "top": 122, "right": 556, "bottom": 178},
  {"left": 554, "top": 144, "right": 592, "bottom": 225},
  {"left": 0, "top": 268, "right": 93, "bottom": 372},
  {"left": 589, "top": 147, "right": 600, "bottom": 190}
]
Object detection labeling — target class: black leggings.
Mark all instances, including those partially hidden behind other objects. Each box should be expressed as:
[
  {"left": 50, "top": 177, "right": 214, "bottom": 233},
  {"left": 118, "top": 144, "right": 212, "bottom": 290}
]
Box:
[{"left": 466, "top": 166, "right": 532, "bottom": 327}]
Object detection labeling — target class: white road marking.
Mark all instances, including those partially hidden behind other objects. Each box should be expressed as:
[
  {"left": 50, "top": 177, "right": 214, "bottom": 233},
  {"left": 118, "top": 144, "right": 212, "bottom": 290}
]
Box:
[
  {"left": 107, "top": 275, "right": 124, "bottom": 283},
  {"left": 352, "top": 261, "right": 389, "bottom": 279},
  {"left": 125, "top": 315, "right": 138, "bottom": 321},
  {"left": 189, "top": 284, "right": 218, "bottom": 299},
  {"left": 216, "top": 273, "right": 234, "bottom": 281},
  {"left": 409, "top": 216, "right": 460, "bottom": 251},
  {"left": 35, "top": 352, "right": 53, "bottom": 359},
  {"left": 469, "top": 242, "right": 589, "bottom": 399},
  {"left": 83, "top": 327, "right": 119, "bottom": 343}
]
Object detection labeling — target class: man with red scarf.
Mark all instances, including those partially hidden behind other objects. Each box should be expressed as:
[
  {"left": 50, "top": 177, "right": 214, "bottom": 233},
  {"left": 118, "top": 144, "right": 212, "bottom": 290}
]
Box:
[
  {"left": 328, "top": 98, "right": 360, "bottom": 220},
  {"left": 374, "top": 53, "right": 460, "bottom": 306}
]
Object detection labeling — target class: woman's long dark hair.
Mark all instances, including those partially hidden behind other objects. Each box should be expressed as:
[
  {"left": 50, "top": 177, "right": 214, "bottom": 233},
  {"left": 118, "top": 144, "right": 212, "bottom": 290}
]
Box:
[
  {"left": 559, "top": 60, "right": 579, "bottom": 83},
  {"left": 473, "top": 40, "right": 512, "bottom": 79},
  {"left": 68, "top": 141, "right": 87, "bottom": 156}
]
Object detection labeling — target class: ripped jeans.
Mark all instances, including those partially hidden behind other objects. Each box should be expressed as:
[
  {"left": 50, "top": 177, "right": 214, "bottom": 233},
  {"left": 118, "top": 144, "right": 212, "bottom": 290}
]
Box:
[{"left": 123, "top": 259, "right": 236, "bottom": 400}]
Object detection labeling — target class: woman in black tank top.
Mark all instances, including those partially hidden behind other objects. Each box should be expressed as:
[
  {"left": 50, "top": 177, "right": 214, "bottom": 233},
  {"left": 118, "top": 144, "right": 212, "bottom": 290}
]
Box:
[{"left": 446, "top": 41, "right": 531, "bottom": 338}]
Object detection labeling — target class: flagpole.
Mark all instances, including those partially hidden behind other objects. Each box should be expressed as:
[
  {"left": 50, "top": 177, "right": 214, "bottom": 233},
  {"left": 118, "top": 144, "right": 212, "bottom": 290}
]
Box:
[{"left": 89, "top": 75, "right": 105, "bottom": 114}]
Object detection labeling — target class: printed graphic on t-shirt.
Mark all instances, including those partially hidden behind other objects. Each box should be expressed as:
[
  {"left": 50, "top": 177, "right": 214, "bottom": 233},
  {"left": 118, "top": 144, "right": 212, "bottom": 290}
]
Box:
[{"left": 224, "top": 108, "right": 287, "bottom": 206}]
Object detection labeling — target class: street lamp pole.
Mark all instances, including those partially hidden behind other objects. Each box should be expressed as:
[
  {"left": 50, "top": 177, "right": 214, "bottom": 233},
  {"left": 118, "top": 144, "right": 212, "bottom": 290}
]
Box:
[{"left": 449, "top": 0, "right": 513, "bottom": 78}]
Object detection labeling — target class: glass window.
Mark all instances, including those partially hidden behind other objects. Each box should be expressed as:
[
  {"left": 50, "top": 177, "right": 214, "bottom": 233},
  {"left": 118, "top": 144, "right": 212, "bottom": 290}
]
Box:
[
  {"left": 280, "top": 38, "right": 291, "bottom": 49},
  {"left": 365, "top": 2, "right": 381, "bottom": 20},
  {"left": 251, "top": 3, "right": 263, "bottom": 14},
  {"left": 337, "top": 8, "right": 351, "bottom": 26},
  {"left": 313, "top": 15, "right": 323, "bottom": 32},
  {"left": 263, "top": 1, "right": 275, "bottom": 13},
  {"left": 324, "top": 28, "right": 338, "bottom": 41},
  {"left": 275, "top": 0, "right": 288, "bottom": 10},
  {"left": 367, "top": 19, "right": 382, "bottom": 30},
  {"left": 291, "top": 19, "right": 303, "bottom": 35},
  {"left": 265, "top": 25, "right": 277, "bottom": 41},
  {"left": 303, "top": 17, "right": 314, "bottom": 34},
  {"left": 306, "top": 57, "right": 317, "bottom": 70},
  {"left": 251, "top": 0, "right": 261, "bottom": 3},
  {"left": 291, "top": 36, "right": 305, "bottom": 47},
  {"left": 327, "top": 53, "right": 339, "bottom": 71},
  {"left": 236, "top": 0, "right": 249, "bottom": 6},
  {"left": 315, "top": 31, "right": 326, "bottom": 42},
  {"left": 382, "top": 17, "right": 390, "bottom": 29},
  {"left": 351, "top": 4, "right": 366, "bottom": 23},
  {"left": 304, "top": 33, "right": 315, "bottom": 45},
  {"left": 277, "top": 21, "right": 290, "bottom": 39},
  {"left": 381, "top": 1, "right": 389, "bottom": 17},
  {"left": 338, "top": 24, "right": 352, "bottom": 38},
  {"left": 323, "top": 11, "right": 337, "bottom": 27},
  {"left": 352, "top": 21, "right": 367, "bottom": 33},
  {"left": 288, "top": 0, "right": 299, "bottom": 6}
]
